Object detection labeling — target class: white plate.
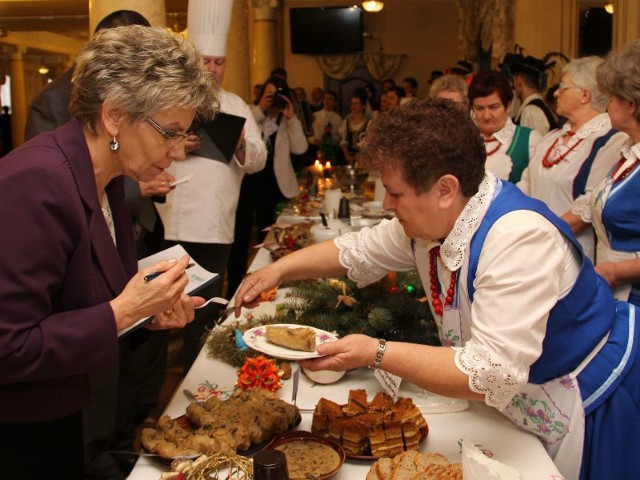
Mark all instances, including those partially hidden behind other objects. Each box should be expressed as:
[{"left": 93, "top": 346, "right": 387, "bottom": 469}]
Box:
[{"left": 243, "top": 324, "right": 338, "bottom": 360}]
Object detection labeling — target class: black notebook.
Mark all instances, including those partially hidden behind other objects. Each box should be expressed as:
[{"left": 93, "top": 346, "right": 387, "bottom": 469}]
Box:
[{"left": 190, "top": 112, "right": 246, "bottom": 163}]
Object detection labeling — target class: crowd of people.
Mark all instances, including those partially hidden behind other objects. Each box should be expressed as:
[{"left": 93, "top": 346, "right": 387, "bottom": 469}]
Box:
[{"left": 1, "top": 2, "right": 640, "bottom": 479}]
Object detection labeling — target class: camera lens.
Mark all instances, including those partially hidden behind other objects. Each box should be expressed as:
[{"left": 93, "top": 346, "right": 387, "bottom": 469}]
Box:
[{"left": 272, "top": 90, "right": 287, "bottom": 109}]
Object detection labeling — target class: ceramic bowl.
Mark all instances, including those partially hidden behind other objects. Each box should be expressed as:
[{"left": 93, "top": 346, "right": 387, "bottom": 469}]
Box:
[
  {"left": 262, "top": 430, "right": 346, "bottom": 480},
  {"left": 302, "top": 367, "right": 346, "bottom": 384}
]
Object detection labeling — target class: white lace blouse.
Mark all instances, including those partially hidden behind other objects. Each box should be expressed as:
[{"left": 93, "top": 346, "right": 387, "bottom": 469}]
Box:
[{"left": 335, "top": 173, "right": 582, "bottom": 409}]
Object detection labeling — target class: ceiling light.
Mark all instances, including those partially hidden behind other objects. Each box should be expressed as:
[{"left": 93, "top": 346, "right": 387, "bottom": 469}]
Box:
[
  {"left": 362, "top": 1, "right": 384, "bottom": 13},
  {"left": 38, "top": 64, "right": 49, "bottom": 75},
  {"left": 604, "top": 3, "right": 614, "bottom": 14}
]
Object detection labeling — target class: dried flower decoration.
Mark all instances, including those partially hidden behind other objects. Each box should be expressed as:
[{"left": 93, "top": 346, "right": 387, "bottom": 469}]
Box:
[{"left": 236, "top": 355, "right": 283, "bottom": 392}]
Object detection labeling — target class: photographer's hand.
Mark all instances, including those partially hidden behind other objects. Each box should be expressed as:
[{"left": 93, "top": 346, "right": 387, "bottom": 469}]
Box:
[
  {"left": 280, "top": 95, "right": 295, "bottom": 119},
  {"left": 258, "top": 92, "right": 272, "bottom": 113}
]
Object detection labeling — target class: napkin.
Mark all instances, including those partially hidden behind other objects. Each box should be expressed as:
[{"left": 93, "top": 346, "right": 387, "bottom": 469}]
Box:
[{"left": 462, "top": 438, "right": 523, "bottom": 480}]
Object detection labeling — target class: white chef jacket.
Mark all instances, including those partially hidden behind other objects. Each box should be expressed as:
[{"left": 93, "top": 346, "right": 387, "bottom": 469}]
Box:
[{"left": 156, "top": 89, "right": 267, "bottom": 244}]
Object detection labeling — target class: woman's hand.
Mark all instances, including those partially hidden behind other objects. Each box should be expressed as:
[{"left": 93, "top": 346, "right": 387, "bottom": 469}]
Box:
[
  {"left": 257, "top": 91, "right": 273, "bottom": 113},
  {"left": 139, "top": 172, "right": 175, "bottom": 197},
  {"left": 299, "top": 334, "right": 379, "bottom": 372},
  {"left": 279, "top": 95, "right": 295, "bottom": 119},
  {"left": 147, "top": 293, "right": 202, "bottom": 330},
  {"left": 111, "top": 255, "right": 194, "bottom": 332},
  {"left": 233, "top": 265, "right": 282, "bottom": 316},
  {"left": 595, "top": 261, "right": 619, "bottom": 286},
  {"left": 234, "top": 129, "right": 247, "bottom": 165}
]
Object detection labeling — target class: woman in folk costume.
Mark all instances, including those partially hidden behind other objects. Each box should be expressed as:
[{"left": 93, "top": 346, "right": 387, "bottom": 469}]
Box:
[
  {"left": 517, "top": 56, "right": 628, "bottom": 263},
  {"left": 235, "top": 98, "right": 640, "bottom": 480},
  {"left": 563, "top": 40, "right": 640, "bottom": 309},
  {"left": 468, "top": 70, "right": 542, "bottom": 183}
]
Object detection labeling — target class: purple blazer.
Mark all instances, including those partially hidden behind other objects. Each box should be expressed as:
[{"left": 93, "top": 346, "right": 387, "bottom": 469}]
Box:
[{"left": 0, "top": 119, "right": 137, "bottom": 422}]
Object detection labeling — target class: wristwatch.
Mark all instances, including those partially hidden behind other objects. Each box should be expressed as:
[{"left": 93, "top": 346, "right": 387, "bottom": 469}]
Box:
[{"left": 369, "top": 338, "right": 387, "bottom": 369}]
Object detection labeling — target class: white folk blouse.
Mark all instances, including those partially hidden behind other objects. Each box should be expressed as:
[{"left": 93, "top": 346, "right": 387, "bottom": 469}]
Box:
[
  {"left": 517, "top": 113, "right": 628, "bottom": 261},
  {"left": 335, "top": 173, "right": 588, "bottom": 477}
]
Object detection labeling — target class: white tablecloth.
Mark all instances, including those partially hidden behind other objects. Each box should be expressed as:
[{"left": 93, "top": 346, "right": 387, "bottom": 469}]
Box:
[{"left": 126, "top": 247, "right": 563, "bottom": 480}]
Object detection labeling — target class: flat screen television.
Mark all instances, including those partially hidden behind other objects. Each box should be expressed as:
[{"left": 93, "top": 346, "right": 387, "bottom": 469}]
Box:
[{"left": 289, "top": 6, "right": 364, "bottom": 55}]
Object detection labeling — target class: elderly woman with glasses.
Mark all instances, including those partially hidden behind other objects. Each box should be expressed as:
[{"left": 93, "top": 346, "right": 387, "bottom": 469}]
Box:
[
  {"left": 0, "top": 26, "right": 216, "bottom": 479},
  {"left": 562, "top": 41, "right": 640, "bottom": 309},
  {"left": 517, "top": 56, "right": 628, "bottom": 262}
]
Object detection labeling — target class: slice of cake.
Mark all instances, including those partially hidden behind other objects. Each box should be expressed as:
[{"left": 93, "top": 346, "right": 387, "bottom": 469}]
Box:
[
  {"left": 369, "top": 391, "right": 394, "bottom": 411},
  {"left": 265, "top": 325, "right": 316, "bottom": 352},
  {"left": 344, "top": 389, "right": 368, "bottom": 415}
]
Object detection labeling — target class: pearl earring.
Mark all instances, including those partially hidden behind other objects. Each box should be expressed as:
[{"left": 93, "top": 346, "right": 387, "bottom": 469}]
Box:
[{"left": 109, "top": 136, "right": 120, "bottom": 152}]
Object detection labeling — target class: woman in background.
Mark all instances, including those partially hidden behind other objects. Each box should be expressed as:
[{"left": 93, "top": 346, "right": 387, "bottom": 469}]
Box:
[
  {"left": 563, "top": 41, "right": 640, "bottom": 307},
  {"left": 339, "top": 92, "right": 371, "bottom": 166},
  {"left": 429, "top": 73, "right": 469, "bottom": 109},
  {"left": 468, "top": 70, "right": 542, "bottom": 183},
  {"left": 517, "top": 56, "right": 628, "bottom": 262}
]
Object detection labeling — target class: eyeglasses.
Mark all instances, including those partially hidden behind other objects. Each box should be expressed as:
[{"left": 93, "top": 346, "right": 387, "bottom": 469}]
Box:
[
  {"left": 144, "top": 117, "right": 189, "bottom": 144},
  {"left": 557, "top": 82, "right": 583, "bottom": 92}
]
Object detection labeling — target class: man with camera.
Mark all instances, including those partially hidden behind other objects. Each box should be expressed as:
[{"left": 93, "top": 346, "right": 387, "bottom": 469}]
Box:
[{"left": 226, "top": 76, "right": 309, "bottom": 295}]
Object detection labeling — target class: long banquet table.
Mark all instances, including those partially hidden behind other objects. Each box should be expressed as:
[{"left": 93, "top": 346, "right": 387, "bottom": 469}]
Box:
[{"left": 127, "top": 247, "right": 565, "bottom": 480}]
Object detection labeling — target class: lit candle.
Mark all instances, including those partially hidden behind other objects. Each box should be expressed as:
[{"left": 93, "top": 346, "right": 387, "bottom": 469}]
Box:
[{"left": 323, "top": 161, "right": 332, "bottom": 178}]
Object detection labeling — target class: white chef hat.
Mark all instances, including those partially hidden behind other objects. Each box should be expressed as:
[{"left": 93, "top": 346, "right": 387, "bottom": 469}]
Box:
[{"left": 187, "top": 0, "right": 233, "bottom": 57}]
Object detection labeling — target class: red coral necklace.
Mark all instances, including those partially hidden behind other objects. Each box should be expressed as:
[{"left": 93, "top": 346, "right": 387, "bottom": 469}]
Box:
[
  {"left": 611, "top": 156, "right": 640, "bottom": 185},
  {"left": 429, "top": 246, "right": 457, "bottom": 316},
  {"left": 484, "top": 136, "right": 501, "bottom": 157},
  {"left": 541, "top": 132, "right": 584, "bottom": 168}
]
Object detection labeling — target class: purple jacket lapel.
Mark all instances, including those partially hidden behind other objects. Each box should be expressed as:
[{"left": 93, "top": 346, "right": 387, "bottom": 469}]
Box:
[{"left": 54, "top": 119, "right": 136, "bottom": 296}]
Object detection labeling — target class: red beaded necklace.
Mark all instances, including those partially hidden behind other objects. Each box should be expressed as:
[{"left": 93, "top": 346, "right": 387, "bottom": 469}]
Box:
[
  {"left": 611, "top": 156, "right": 640, "bottom": 186},
  {"left": 484, "top": 136, "right": 501, "bottom": 157},
  {"left": 541, "top": 133, "right": 584, "bottom": 168},
  {"left": 429, "top": 246, "right": 457, "bottom": 316}
]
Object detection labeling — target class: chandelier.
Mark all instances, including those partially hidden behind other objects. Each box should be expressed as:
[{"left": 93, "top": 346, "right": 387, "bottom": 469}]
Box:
[{"left": 362, "top": 1, "right": 384, "bottom": 13}]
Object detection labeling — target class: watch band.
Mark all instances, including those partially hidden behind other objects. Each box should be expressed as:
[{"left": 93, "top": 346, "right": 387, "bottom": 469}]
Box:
[{"left": 369, "top": 338, "right": 387, "bottom": 369}]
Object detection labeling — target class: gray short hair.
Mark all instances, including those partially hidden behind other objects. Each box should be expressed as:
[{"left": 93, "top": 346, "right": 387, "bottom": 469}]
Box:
[
  {"left": 70, "top": 26, "right": 217, "bottom": 135},
  {"left": 429, "top": 74, "right": 469, "bottom": 107},
  {"left": 562, "top": 56, "right": 608, "bottom": 112},
  {"left": 598, "top": 40, "right": 640, "bottom": 123}
]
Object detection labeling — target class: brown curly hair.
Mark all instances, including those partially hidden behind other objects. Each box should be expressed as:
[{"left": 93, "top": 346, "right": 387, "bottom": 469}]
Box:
[{"left": 361, "top": 98, "right": 485, "bottom": 197}]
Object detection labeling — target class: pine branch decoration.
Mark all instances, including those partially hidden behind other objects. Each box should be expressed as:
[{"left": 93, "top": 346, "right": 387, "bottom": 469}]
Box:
[{"left": 205, "top": 270, "right": 440, "bottom": 367}]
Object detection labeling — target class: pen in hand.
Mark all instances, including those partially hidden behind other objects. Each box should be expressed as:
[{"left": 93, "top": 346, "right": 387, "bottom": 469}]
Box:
[{"left": 144, "top": 263, "right": 195, "bottom": 282}]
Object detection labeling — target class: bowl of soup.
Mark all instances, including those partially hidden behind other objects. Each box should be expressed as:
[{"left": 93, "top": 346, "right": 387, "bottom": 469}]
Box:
[{"left": 261, "top": 430, "right": 345, "bottom": 480}]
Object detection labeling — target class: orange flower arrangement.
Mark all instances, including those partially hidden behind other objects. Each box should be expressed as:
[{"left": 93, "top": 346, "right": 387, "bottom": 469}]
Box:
[{"left": 236, "top": 355, "right": 283, "bottom": 392}]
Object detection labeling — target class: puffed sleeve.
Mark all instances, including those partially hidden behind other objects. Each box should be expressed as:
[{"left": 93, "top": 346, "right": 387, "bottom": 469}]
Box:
[
  {"left": 334, "top": 218, "right": 416, "bottom": 287},
  {"left": 454, "top": 210, "right": 576, "bottom": 410}
]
